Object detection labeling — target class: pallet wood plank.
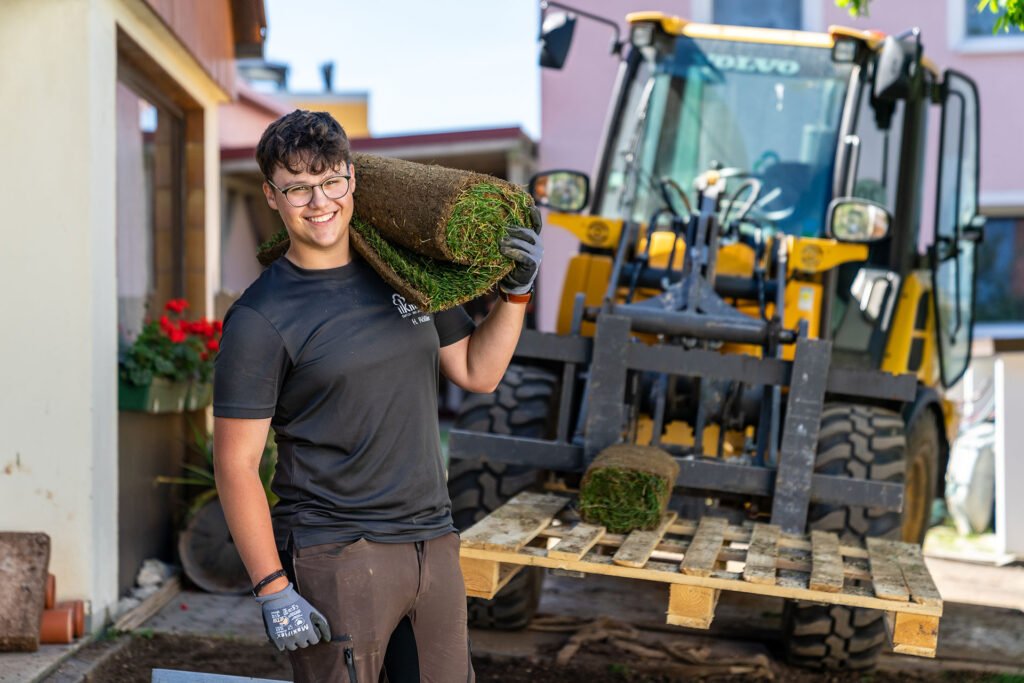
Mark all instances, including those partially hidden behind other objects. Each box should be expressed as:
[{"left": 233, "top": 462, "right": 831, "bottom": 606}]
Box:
[
  {"left": 742, "top": 523, "right": 780, "bottom": 585},
  {"left": 867, "top": 537, "right": 911, "bottom": 601},
  {"left": 666, "top": 584, "right": 720, "bottom": 629},
  {"left": 460, "top": 492, "right": 568, "bottom": 551},
  {"left": 875, "top": 539, "right": 943, "bottom": 607},
  {"left": 460, "top": 557, "right": 523, "bottom": 600},
  {"left": 548, "top": 523, "right": 606, "bottom": 561},
  {"left": 885, "top": 611, "right": 939, "bottom": 658},
  {"left": 681, "top": 516, "right": 728, "bottom": 577},
  {"left": 808, "top": 530, "right": 844, "bottom": 593},
  {"left": 613, "top": 512, "right": 677, "bottom": 568}
]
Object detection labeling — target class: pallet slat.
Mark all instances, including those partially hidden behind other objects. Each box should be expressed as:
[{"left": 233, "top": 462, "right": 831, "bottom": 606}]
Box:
[
  {"left": 613, "top": 512, "right": 678, "bottom": 568},
  {"left": 681, "top": 516, "right": 728, "bottom": 577},
  {"left": 461, "top": 492, "right": 568, "bottom": 551},
  {"left": 742, "top": 523, "right": 780, "bottom": 585},
  {"left": 875, "top": 538, "right": 942, "bottom": 607},
  {"left": 808, "top": 530, "right": 844, "bottom": 593},
  {"left": 549, "top": 523, "right": 606, "bottom": 561},
  {"left": 866, "top": 537, "right": 911, "bottom": 601}
]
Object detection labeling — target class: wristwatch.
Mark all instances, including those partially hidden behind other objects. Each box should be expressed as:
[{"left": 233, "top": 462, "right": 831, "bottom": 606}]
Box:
[{"left": 498, "top": 288, "right": 533, "bottom": 304}]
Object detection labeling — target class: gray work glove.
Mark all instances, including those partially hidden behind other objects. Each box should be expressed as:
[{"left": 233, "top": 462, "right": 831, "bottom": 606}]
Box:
[
  {"left": 499, "top": 208, "right": 544, "bottom": 296},
  {"left": 254, "top": 582, "right": 331, "bottom": 651}
]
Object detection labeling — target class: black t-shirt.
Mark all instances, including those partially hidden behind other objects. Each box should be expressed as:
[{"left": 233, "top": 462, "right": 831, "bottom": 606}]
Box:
[{"left": 213, "top": 254, "right": 475, "bottom": 550}]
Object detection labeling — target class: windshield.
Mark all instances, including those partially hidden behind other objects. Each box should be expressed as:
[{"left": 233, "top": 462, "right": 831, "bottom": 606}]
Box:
[{"left": 598, "top": 37, "right": 854, "bottom": 237}]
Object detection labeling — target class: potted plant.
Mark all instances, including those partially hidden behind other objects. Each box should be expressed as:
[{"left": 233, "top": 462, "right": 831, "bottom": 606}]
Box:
[{"left": 118, "top": 298, "right": 222, "bottom": 413}]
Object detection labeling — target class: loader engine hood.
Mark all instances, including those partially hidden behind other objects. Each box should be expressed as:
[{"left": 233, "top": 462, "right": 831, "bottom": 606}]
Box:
[{"left": 597, "top": 36, "right": 854, "bottom": 238}]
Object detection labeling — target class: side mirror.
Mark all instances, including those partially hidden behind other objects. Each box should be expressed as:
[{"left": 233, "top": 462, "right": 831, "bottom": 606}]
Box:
[
  {"left": 874, "top": 34, "right": 918, "bottom": 102},
  {"left": 827, "top": 198, "right": 891, "bottom": 243},
  {"left": 529, "top": 170, "right": 590, "bottom": 213},
  {"left": 540, "top": 12, "right": 577, "bottom": 69}
]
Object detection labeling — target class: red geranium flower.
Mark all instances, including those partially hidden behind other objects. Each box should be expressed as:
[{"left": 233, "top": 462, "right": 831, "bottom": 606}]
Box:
[
  {"left": 205, "top": 339, "right": 220, "bottom": 352},
  {"left": 165, "top": 299, "right": 189, "bottom": 314},
  {"left": 169, "top": 328, "right": 187, "bottom": 344}
]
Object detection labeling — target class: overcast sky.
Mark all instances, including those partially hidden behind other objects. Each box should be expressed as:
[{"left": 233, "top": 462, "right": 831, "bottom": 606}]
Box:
[{"left": 263, "top": 0, "right": 541, "bottom": 138}]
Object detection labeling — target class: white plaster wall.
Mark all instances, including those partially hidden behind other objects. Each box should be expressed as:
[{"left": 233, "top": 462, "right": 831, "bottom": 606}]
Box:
[
  {"left": 0, "top": 0, "right": 119, "bottom": 626},
  {"left": 0, "top": 0, "right": 227, "bottom": 630}
]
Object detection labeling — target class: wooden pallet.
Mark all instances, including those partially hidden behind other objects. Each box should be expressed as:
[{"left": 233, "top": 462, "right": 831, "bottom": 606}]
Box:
[{"left": 459, "top": 492, "right": 943, "bottom": 658}]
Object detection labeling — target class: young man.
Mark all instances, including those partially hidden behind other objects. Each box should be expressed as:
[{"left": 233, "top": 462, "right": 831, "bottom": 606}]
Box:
[{"left": 213, "top": 110, "right": 542, "bottom": 682}]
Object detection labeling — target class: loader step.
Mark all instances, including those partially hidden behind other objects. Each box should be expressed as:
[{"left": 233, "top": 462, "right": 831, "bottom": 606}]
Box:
[{"left": 459, "top": 492, "right": 943, "bottom": 658}]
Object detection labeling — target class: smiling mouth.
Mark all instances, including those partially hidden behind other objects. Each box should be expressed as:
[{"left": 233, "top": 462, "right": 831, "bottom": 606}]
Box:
[{"left": 306, "top": 211, "right": 337, "bottom": 224}]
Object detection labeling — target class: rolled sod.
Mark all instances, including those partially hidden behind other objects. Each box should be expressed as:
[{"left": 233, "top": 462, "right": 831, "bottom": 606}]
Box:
[
  {"left": 257, "top": 153, "right": 534, "bottom": 312},
  {"left": 579, "top": 445, "right": 680, "bottom": 534}
]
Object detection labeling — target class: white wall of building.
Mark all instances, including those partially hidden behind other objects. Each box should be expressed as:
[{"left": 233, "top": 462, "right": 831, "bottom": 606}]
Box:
[{"left": 0, "top": 0, "right": 225, "bottom": 629}]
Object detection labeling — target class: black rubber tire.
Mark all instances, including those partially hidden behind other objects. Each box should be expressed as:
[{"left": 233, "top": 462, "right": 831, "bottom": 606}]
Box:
[
  {"left": 448, "top": 364, "right": 558, "bottom": 630},
  {"left": 783, "top": 404, "right": 906, "bottom": 671},
  {"left": 900, "top": 410, "right": 941, "bottom": 544}
]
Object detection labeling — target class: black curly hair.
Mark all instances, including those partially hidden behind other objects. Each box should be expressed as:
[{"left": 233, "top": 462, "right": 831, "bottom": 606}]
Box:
[{"left": 256, "top": 110, "right": 352, "bottom": 180}]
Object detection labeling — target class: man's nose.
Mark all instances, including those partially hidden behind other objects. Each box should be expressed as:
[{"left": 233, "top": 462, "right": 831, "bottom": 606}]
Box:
[{"left": 309, "top": 185, "right": 332, "bottom": 209}]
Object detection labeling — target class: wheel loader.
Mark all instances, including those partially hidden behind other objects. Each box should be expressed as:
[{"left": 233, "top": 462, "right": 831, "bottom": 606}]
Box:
[{"left": 448, "top": 9, "right": 983, "bottom": 670}]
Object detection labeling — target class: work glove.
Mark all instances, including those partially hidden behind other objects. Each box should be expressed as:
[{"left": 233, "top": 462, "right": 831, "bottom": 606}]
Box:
[
  {"left": 254, "top": 582, "right": 331, "bottom": 651},
  {"left": 498, "top": 207, "right": 544, "bottom": 296}
]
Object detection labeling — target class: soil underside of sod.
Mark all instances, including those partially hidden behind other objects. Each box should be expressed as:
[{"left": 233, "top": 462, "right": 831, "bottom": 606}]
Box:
[{"left": 77, "top": 632, "right": 995, "bottom": 683}]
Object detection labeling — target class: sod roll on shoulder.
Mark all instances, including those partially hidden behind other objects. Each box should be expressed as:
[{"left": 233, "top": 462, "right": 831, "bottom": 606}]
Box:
[
  {"left": 257, "top": 153, "right": 535, "bottom": 312},
  {"left": 578, "top": 444, "right": 680, "bottom": 534}
]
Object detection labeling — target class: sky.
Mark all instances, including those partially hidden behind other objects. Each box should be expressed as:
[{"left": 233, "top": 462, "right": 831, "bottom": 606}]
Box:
[{"left": 263, "top": 0, "right": 542, "bottom": 138}]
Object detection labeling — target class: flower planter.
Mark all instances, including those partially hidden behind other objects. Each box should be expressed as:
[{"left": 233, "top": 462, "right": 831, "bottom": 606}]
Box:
[
  {"left": 118, "top": 377, "right": 189, "bottom": 414},
  {"left": 186, "top": 381, "right": 213, "bottom": 411}
]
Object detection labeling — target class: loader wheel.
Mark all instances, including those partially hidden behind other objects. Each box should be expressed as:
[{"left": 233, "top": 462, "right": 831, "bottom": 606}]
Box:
[
  {"left": 784, "top": 404, "right": 906, "bottom": 671},
  {"left": 447, "top": 364, "right": 558, "bottom": 630}
]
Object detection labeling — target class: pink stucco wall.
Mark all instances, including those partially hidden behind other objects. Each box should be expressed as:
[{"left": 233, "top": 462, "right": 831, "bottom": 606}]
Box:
[{"left": 536, "top": 0, "right": 1024, "bottom": 331}]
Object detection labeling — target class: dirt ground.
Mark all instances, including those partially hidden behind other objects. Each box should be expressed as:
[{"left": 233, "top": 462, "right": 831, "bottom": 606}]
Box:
[{"left": 79, "top": 632, "right": 1013, "bottom": 683}]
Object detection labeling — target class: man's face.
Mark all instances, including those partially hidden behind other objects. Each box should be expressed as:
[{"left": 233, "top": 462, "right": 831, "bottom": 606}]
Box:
[{"left": 263, "top": 161, "right": 356, "bottom": 257}]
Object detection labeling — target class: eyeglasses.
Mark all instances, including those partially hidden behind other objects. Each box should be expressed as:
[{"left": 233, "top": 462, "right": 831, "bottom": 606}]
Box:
[{"left": 266, "top": 174, "right": 352, "bottom": 208}]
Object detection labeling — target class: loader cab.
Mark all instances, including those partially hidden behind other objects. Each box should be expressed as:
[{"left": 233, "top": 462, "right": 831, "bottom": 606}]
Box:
[{"left": 536, "top": 14, "right": 982, "bottom": 387}]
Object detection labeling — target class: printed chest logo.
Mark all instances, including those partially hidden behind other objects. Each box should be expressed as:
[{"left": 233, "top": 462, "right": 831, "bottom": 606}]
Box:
[{"left": 392, "top": 294, "right": 432, "bottom": 325}]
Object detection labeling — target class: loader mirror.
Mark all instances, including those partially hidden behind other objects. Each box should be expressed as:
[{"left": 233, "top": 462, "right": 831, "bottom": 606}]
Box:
[
  {"left": 827, "top": 198, "right": 891, "bottom": 243},
  {"left": 529, "top": 170, "right": 590, "bottom": 213},
  {"left": 540, "top": 12, "right": 577, "bottom": 69},
  {"left": 874, "top": 34, "right": 919, "bottom": 103}
]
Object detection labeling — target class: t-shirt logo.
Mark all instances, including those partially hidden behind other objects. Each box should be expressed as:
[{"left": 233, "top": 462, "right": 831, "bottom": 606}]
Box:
[{"left": 392, "top": 294, "right": 431, "bottom": 325}]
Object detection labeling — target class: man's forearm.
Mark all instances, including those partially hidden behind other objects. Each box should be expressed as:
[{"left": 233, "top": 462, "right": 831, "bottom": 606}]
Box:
[
  {"left": 215, "top": 463, "right": 289, "bottom": 595},
  {"left": 464, "top": 299, "right": 527, "bottom": 392}
]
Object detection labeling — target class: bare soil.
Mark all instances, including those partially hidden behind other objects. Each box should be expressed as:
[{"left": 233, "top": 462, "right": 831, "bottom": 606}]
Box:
[{"left": 80, "top": 633, "right": 1004, "bottom": 682}]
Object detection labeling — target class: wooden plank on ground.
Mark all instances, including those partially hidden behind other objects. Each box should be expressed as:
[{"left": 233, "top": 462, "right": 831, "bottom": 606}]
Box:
[
  {"left": 548, "top": 523, "right": 606, "bottom": 561},
  {"left": 808, "top": 530, "right": 844, "bottom": 593},
  {"left": 885, "top": 611, "right": 939, "bottom": 658},
  {"left": 866, "top": 537, "right": 911, "bottom": 601},
  {"left": 875, "top": 539, "right": 942, "bottom": 607},
  {"left": 666, "top": 584, "right": 720, "bottom": 629},
  {"left": 114, "top": 576, "right": 181, "bottom": 632},
  {"left": 613, "top": 512, "right": 678, "bottom": 568},
  {"left": 742, "top": 523, "right": 780, "bottom": 585},
  {"left": 460, "top": 492, "right": 568, "bottom": 552},
  {"left": 680, "top": 516, "right": 728, "bottom": 577}
]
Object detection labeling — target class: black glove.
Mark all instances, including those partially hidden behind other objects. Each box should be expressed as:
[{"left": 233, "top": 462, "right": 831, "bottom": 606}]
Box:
[
  {"left": 254, "top": 582, "right": 331, "bottom": 651},
  {"left": 499, "top": 208, "right": 544, "bottom": 296}
]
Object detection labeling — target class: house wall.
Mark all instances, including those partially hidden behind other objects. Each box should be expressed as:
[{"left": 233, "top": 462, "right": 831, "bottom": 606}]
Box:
[{"left": 0, "top": 0, "right": 227, "bottom": 631}]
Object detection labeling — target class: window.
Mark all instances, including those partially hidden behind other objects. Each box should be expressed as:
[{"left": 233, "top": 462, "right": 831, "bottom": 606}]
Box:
[
  {"left": 850, "top": 71, "right": 904, "bottom": 212},
  {"left": 713, "top": 0, "right": 801, "bottom": 30},
  {"left": 976, "top": 217, "right": 1024, "bottom": 322},
  {"left": 949, "top": 0, "right": 1024, "bottom": 52}
]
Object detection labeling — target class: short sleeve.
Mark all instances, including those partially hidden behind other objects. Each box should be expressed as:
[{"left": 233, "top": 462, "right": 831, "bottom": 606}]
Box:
[
  {"left": 213, "top": 304, "right": 291, "bottom": 419},
  {"left": 433, "top": 305, "right": 476, "bottom": 348}
]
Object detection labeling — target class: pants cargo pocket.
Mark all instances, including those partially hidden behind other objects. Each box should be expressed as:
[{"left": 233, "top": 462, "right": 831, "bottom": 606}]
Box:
[{"left": 331, "top": 634, "right": 359, "bottom": 683}]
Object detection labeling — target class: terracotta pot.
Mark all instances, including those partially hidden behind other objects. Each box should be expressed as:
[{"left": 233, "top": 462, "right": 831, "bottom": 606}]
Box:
[
  {"left": 40, "top": 607, "right": 73, "bottom": 644},
  {"left": 45, "top": 573, "right": 55, "bottom": 610},
  {"left": 55, "top": 600, "right": 85, "bottom": 638}
]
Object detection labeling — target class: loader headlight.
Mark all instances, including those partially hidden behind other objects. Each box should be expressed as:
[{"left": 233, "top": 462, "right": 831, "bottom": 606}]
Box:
[{"left": 827, "top": 198, "right": 891, "bottom": 242}]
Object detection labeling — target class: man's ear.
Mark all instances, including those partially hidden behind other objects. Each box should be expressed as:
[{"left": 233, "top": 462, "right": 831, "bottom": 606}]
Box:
[
  {"left": 262, "top": 181, "right": 279, "bottom": 211},
  {"left": 349, "top": 162, "right": 356, "bottom": 195}
]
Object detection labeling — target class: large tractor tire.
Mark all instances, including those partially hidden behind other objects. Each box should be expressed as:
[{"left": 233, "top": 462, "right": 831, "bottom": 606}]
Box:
[
  {"left": 448, "top": 364, "right": 558, "bottom": 630},
  {"left": 783, "top": 404, "right": 910, "bottom": 671}
]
